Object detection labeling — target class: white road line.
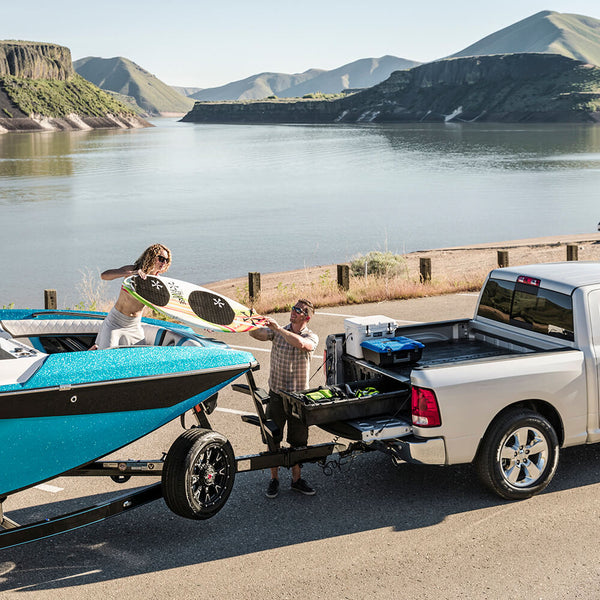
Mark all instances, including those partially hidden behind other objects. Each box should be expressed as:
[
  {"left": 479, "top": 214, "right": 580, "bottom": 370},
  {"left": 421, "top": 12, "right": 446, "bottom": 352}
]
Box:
[
  {"left": 229, "top": 344, "right": 270, "bottom": 353},
  {"left": 317, "top": 312, "right": 421, "bottom": 324},
  {"left": 215, "top": 407, "right": 256, "bottom": 416},
  {"left": 6, "top": 570, "right": 103, "bottom": 592},
  {"left": 229, "top": 344, "right": 323, "bottom": 360},
  {"left": 34, "top": 483, "right": 63, "bottom": 493}
]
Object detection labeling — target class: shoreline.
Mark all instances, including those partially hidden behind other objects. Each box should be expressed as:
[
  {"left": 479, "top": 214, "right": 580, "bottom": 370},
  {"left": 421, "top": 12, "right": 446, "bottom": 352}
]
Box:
[{"left": 207, "top": 232, "right": 600, "bottom": 299}]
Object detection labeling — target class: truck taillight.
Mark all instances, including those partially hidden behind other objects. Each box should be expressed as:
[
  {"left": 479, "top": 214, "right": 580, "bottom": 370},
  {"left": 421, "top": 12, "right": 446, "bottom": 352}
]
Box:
[{"left": 411, "top": 386, "right": 441, "bottom": 427}]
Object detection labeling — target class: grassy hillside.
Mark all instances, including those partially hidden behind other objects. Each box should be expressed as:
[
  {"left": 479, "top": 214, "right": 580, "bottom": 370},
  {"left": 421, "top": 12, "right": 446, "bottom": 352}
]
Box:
[
  {"left": 0, "top": 73, "right": 135, "bottom": 117},
  {"left": 74, "top": 56, "right": 194, "bottom": 116},
  {"left": 190, "top": 69, "right": 325, "bottom": 101},
  {"left": 189, "top": 56, "right": 420, "bottom": 101},
  {"left": 281, "top": 56, "right": 421, "bottom": 97},
  {"left": 449, "top": 11, "right": 600, "bottom": 66}
]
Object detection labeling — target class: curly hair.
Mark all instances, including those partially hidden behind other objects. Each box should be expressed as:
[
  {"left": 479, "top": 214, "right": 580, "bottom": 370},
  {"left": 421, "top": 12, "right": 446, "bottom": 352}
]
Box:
[{"left": 133, "top": 243, "right": 172, "bottom": 274}]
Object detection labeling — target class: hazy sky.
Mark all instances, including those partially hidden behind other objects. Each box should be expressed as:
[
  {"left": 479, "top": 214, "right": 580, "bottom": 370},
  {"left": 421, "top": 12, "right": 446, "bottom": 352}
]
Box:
[{"left": 3, "top": 1, "right": 599, "bottom": 88}]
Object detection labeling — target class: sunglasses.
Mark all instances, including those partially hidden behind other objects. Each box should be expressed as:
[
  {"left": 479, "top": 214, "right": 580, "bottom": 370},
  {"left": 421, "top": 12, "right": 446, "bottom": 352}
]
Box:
[
  {"left": 156, "top": 255, "right": 169, "bottom": 264},
  {"left": 292, "top": 306, "right": 308, "bottom": 316}
]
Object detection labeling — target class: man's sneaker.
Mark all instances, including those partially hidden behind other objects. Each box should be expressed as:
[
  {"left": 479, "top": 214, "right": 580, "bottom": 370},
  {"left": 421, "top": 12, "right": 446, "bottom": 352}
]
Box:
[
  {"left": 265, "top": 478, "right": 279, "bottom": 498},
  {"left": 291, "top": 478, "right": 316, "bottom": 496}
]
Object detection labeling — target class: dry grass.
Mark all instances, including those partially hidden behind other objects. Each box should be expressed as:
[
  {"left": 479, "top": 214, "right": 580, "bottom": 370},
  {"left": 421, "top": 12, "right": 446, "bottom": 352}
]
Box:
[
  {"left": 210, "top": 233, "right": 600, "bottom": 314},
  {"left": 73, "top": 234, "right": 600, "bottom": 316},
  {"left": 235, "top": 269, "right": 489, "bottom": 314}
]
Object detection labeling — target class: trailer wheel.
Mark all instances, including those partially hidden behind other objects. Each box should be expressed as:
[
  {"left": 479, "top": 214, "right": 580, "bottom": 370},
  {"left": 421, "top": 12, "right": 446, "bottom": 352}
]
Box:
[
  {"left": 162, "top": 428, "right": 236, "bottom": 520},
  {"left": 475, "top": 409, "right": 559, "bottom": 500}
]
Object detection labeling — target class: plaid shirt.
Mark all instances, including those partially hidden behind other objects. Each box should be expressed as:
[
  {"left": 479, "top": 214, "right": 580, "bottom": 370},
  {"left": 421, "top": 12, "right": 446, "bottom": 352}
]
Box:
[{"left": 267, "top": 323, "right": 318, "bottom": 393}]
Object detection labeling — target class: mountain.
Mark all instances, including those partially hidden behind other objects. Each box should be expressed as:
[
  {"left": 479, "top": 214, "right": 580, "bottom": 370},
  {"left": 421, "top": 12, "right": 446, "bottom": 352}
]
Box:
[
  {"left": 448, "top": 11, "right": 600, "bottom": 66},
  {"left": 189, "top": 56, "right": 420, "bottom": 101},
  {"left": 172, "top": 86, "right": 203, "bottom": 97},
  {"left": 0, "top": 41, "right": 150, "bottom": 133},
  {"left": 189, "top": 69, "right": 325, "bottom": 101},
  {"left": 74, "top": 56, "right": 194, "bottom": 116},
  {"left": 181, "top": 54, "right": 600, "bottom": 124}
]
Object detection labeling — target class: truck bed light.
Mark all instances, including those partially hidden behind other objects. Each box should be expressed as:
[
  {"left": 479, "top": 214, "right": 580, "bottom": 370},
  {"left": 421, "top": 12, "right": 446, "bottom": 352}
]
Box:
[{"left": 411, "top": 386, "right": 441, "bottom": 427}]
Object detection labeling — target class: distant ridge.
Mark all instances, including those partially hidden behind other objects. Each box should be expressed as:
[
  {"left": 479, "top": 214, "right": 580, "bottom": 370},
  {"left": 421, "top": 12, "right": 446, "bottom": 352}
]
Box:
[
  {"left": 172, "top": 86, "right": 203, "bottom": 97},
  {"left": 74, "top": 56, "right": 194, "bottom": 116},
  {"left": 190, "top": 56, "right": 420, "bottom": 101},
  {"left": 449, "top": 11, "right": 600, "bottom": 66},
  {"left": 182, "top": 54, "right": 600, "bottom": 124}
]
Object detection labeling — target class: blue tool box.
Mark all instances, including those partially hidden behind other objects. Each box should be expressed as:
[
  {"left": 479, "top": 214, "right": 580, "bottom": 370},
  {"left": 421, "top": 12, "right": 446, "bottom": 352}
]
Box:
[{"left": 360, "top": 336, "right": 424, "bottom": 366}]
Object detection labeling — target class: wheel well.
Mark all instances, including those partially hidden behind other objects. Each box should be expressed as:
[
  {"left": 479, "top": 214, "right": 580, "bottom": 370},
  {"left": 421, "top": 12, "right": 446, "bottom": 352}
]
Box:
[{"left": 477, "top": 400, "right": 565, "bottom": 453}]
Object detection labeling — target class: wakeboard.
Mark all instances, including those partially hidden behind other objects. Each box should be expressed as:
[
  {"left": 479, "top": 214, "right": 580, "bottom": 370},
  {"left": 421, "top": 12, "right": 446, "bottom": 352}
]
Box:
[{"left": 123, "top": 275, "right": 269, "bottom": 333}]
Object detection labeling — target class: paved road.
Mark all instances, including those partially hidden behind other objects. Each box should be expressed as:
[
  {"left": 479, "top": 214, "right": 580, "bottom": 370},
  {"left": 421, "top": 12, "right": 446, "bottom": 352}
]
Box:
[{"left": 3, "top": 293, "right": 600, "bottom": 599}]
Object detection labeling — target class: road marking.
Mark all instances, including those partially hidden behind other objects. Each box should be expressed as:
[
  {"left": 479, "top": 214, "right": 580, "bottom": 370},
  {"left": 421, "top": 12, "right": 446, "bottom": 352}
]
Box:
[
  {"left": 229, "top": 344, "right": 323, "bottom": 360},
  {"left": 216, "top": 407, "right": 256, "bottom": 416},
  {"left": 229, "top": 344, "right": 270, "bottom": 353},
  {"left": 34, "top": 483, "right": 63, "bottom": 493},
  {"left": 316, "top": 311, "right": 420, "bottom": 324},
  {"left": 6, "top": 570, "right": 103, "bottom": 592}
]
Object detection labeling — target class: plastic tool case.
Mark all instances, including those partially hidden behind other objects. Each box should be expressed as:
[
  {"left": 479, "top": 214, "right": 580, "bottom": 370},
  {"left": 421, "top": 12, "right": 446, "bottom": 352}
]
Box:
[
  {"left": 281, "top": 379, "right": 409, "bottom": 426},
  {"left": 360, "top": 336, "right": 424, "bottom": 367}
]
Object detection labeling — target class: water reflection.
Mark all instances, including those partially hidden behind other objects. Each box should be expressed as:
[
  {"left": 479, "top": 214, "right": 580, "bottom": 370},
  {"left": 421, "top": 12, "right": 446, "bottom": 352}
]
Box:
[
  {"left": 373, "top": 122, "right": 600, "bottom": 170},
  {"left": 0, "top": 131, "right": 76, "bottom": 179},
  {"left": 1, "top": 120, "right": 600, "bottom": 308}
]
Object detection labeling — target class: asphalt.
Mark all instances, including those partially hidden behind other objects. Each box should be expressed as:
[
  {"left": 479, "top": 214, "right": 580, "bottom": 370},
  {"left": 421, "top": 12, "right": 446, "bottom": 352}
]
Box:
[{"left": 3, "top": 292, "right": 600, "bottom": 599}]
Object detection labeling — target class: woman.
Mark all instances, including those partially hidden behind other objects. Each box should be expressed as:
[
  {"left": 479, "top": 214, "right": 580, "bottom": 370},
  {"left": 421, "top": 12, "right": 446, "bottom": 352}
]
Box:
[{"left": 91, "top": 243, "right": 172, "bottom": 349}]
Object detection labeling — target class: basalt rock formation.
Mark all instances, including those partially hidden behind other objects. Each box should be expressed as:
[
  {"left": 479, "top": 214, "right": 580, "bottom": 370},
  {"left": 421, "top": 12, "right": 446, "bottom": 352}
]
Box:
[
  {"left": 0, "top": 40, "right": 150, "bottom": 133},
  {"left": 181, "top": 53, "right": 600, "bottom": 124}
]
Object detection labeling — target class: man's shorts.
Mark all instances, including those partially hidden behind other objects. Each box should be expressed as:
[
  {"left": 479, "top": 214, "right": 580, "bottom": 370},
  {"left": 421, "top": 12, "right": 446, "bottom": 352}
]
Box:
[{"left": 266, "top": 390, "right": 309, "bottom": 448}]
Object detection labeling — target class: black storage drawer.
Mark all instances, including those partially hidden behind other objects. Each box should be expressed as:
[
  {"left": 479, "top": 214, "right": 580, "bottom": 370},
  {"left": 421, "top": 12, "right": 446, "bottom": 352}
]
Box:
[{"left": 280, "top": 379, "right": 409, "bottom": 426}]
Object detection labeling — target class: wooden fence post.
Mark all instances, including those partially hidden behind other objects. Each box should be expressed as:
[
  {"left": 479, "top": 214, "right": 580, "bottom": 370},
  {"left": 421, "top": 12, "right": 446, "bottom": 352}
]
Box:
[
  {"left": 44, "top": 289, "right": 57, "bottom": 310},
  {"left": 248, "top": 272, "right": 261, "bottom": 301},
  {"left": 566, "top": 244, "right": 578, "bottom": 261},
  {"left": 497, "top": 250, "right": 509, "bottom": 268},
  {"left": 337, "top": 264, "right": 350, "bottom": 291},
  {"left": 419, "top": 258, "right": 431, "bottom": 283}
]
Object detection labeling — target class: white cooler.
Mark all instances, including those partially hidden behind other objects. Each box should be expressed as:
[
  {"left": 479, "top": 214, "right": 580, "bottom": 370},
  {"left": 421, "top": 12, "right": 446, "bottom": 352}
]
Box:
[{"left": 344, "top": 315, "right": 398, "bottom": 359}]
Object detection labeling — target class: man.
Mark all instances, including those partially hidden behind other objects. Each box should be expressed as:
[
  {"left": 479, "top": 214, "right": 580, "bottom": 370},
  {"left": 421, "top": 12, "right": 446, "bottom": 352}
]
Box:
[
  {"left": 91, "top": 243, "right": 172, "bottom": 349},
  {"left": 249, "top": 299, "right": 318, "bottom": 498}
]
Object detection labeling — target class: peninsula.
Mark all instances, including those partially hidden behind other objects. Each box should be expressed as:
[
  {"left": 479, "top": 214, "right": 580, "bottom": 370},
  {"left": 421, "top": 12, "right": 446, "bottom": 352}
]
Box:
[
  {"left": 0, "top": 41, "right": 151, "bottom": 133},
  {"left": 181, "top": 53, "right": 600, "bottom": 125}
]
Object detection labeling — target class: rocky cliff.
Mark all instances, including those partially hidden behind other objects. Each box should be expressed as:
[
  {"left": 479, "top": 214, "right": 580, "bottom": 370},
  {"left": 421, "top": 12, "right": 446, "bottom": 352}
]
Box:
[
  {"left": 182, "top": 53, "right": 600, "bottom": 124},
  {"left": 0, "top": 41, "right": 74, "bottom": 80},
  {"left": 0, "top": 41, "right": 150, "bottom": 133}
]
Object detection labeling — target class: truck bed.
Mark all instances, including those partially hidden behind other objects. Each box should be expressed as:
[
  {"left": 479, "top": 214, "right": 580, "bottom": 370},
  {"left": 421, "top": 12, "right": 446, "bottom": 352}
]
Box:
[
  {"left": 318, "top": 317, "right": 568, "bottom": 442},
  {"left": 338, "top": 318, "right": 543, "bottom": 384}
]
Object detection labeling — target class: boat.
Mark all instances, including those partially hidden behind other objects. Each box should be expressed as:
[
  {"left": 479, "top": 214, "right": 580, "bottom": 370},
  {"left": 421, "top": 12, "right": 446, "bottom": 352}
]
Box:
[{"left": 0, "top": 308, "right": 257, "bottom": 546}]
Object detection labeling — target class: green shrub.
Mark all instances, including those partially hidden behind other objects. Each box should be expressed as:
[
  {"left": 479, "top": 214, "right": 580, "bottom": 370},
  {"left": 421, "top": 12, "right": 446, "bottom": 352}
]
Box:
[{"left": 350, "top": 251, "right": 407, "bottom": 277}]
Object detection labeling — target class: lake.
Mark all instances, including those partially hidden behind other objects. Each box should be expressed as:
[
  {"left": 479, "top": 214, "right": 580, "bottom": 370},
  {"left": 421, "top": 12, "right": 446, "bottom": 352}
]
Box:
[{"left": 1, "top": 118, "right": 600, "bottom": 308}]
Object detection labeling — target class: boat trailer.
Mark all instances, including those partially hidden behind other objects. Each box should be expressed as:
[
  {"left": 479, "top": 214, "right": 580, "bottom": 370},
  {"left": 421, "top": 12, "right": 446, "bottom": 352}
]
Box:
[{"left": 0, "top": 371, "right": 363, "bottom": 549}]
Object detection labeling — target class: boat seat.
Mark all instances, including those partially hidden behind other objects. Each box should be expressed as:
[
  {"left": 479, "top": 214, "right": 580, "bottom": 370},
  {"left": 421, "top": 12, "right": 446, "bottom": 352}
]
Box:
[
  {"left": 0, "top": 319, "right": 205, "bottom": 350},
  {"left": 141, "top": 324, "right": 205, "bottom": 348},
  {"left": 0, "top": 319, "right": 104, "bottom": 339}
]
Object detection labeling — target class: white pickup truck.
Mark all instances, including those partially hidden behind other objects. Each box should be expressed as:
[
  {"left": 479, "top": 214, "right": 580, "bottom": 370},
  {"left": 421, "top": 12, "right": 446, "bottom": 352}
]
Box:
[{"left": 321, "top": 262, "right": 600, "bottom": 500}]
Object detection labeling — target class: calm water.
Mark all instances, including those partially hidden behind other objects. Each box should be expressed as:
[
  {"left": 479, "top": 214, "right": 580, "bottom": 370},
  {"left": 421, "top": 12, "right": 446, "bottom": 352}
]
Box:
[{"left": 1, "top": 118, "right": 600, "bottom": 307}]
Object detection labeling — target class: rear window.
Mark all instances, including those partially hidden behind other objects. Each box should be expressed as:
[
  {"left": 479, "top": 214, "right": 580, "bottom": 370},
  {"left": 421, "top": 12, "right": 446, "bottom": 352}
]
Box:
[{"left": 477, "top": 277, "right": 574, "bottom": 341}]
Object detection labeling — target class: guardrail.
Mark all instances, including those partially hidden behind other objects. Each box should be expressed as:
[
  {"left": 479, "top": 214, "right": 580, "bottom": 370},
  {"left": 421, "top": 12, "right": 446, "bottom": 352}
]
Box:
[{"left": 42, "top": 244, "right": 583, "bottom": 308}]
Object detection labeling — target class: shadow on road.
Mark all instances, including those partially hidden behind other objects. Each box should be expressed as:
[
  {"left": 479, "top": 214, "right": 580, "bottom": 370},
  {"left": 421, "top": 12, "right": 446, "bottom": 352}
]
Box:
[{"left": 2, "top": 443, "right": 600, "bottom": 592}]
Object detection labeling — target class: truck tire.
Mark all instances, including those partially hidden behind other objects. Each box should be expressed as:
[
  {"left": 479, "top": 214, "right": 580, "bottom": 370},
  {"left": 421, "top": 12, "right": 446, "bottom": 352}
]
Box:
[
  {"left": 162, "top": 428, "right": 236, "bottom": 520},
  {"left": 475, "top": 409, "right": 559, "bottom": 500}
]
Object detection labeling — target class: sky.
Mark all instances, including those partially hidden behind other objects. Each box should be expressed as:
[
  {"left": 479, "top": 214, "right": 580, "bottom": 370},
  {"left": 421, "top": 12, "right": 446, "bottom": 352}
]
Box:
[{"left": 3, "top": 1, "right": 600, "bottom": 89}]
